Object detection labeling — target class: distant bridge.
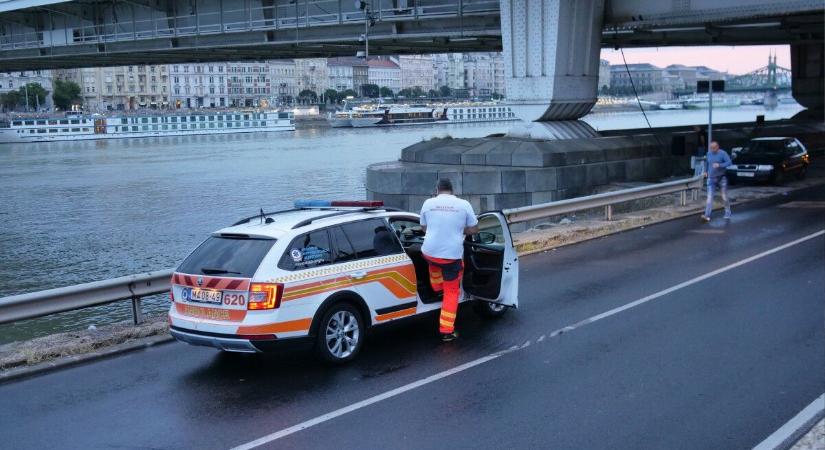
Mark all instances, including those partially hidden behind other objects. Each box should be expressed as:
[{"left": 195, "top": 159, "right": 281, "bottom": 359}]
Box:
[
  {"left": 0, "top": 0, "right": 822, "bottom": 70},
  {"left": 726, "top": 55, "right": 793, "bottom": 92}
]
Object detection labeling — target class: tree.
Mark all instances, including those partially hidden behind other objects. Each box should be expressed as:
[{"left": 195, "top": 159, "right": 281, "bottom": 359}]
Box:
[
  {"left": 379, "top": 86, "right": 394, "bottom": 98},
  {"left": 427, "top": 89, "right": 439, "bottom": 98},
  {"left": 491, "top": 92, "right": 504, "bottom": 100},
  {"left": 323, "top": 88, "right": 339, "bottom": 104},
  {"left": 411, "top": 86, "right": 424, "bottom": 97},
  {"left": 439, "top": 85, "right": 452, "bottom": 98},
  {"left": 339, "top": 89, "right": 358, "bottom": 100},
  {"left": 361, "top": 83, "right": 379, "bottom": 98},
  {"left": 298, "top": 89, "right": 317, "bottom": 104},
  {"left": 0, "top": 91, "right": 21, "bottom": 110},
  {"left": 52, "top": 79, "right": 82, "bottom": 111},
  {"left": 18, "top": 82, "right": 48, "bottom": 110},
  {"left": 397, "top": 88, "right": 413, "bottom": 98}
]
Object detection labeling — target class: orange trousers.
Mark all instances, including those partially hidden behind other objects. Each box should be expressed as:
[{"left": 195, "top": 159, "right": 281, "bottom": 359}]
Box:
[{"left": 423, "top": 254, "right": 464, "bottom": 334}]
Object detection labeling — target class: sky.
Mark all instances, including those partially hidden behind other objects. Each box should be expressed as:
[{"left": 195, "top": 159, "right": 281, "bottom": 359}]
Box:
[{"left": 599, "top": 45, "right": 789, "bottom": 75}]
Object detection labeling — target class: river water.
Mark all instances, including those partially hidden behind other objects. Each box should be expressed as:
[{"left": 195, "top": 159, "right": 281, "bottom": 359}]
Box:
[{"left": 0, "top": 104, "right": 803, "bottom": 344}]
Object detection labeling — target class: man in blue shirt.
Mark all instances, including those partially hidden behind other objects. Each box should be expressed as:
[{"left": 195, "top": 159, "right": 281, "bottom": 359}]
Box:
[{"left": 702, "top": 141, "right": 732, "bottom": 222}]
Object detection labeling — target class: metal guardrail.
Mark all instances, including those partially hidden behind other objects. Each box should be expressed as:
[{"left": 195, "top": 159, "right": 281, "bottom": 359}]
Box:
[
  {"left": 504, "top": 164, "right": 705, "bottom": 223},
  {"left": 0, "top": 161, "right": 706, "bottom": 326},
  {"left": 0, "top": 270, "right": 172, "bottom": 326}
]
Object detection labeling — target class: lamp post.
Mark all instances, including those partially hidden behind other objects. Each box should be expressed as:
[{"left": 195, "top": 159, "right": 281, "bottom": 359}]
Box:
[{"left": 356, "top": 1, "right": 376, "bottom": 59}]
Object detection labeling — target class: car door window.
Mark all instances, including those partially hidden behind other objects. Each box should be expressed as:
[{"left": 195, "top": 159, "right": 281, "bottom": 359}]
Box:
[
  {"left": 279, "top": 229, "right": 333, "bottom": 270},
  {"left": 389, "top": 218, "right": 424, "bottom": 246},
  {"left": 340, "top": 219, "right": 403, "bottom": 259},
  {"left": 330, "top": 226, "right": 357, "bottom": 263},
  {"left": 475, "top": 214, "right": 506, "bottom": 249}
]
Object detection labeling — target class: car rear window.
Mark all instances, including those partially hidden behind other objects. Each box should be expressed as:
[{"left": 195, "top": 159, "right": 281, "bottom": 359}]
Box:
[{"left": 177, "top": 236, "right": 276, "bottom": 278}]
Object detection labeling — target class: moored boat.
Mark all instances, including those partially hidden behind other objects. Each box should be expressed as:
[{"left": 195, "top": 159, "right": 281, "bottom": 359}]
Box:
[{"left": 0, "top": 110, "right": 294, "bottom": 144}]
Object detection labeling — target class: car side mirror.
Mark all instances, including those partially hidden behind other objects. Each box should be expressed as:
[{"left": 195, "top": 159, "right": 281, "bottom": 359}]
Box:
[{"left": 474, "top": 232, "right": 497, "bottom": 245}]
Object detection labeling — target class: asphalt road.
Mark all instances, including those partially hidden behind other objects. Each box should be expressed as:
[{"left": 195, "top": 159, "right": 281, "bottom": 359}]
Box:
[{"left": 1, "top": 185, "right": 823, "bottom": 450}]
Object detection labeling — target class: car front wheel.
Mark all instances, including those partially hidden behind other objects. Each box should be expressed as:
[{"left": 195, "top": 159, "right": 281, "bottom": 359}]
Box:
[
  {"left": 473, "top": 300, "right": 509, "bottom": 318},
  {"left": 315, "top": 303, "right": 364, "bottom": 364}
]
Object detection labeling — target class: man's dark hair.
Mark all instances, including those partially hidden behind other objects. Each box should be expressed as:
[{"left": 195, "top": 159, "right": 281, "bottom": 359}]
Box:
[{"left": 437, "top": 178, "right": 453, "bottom": 192}]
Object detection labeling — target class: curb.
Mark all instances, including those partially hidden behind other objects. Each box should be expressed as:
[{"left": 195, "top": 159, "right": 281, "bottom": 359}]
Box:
[{"left": 0, "top": 333, "right": 174, "bottom": 385}]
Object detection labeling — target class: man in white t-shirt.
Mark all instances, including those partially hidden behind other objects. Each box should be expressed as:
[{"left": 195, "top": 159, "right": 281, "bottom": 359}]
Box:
[{"left": 420, "top": 178, "right": 479, "bottom": 342}]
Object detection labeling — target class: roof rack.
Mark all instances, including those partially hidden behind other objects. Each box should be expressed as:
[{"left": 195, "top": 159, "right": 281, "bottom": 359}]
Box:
[
  {"left": 232, "top": 208, "right": 301, "bottom": 226},
  {"left": 291, "top": 207, "right": 399, "bottom": 229}
]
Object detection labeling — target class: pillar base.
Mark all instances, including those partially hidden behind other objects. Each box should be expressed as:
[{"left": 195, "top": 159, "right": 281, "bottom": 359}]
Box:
[{"left": 507, "top": 120, "right": 598, "bottom": 140}]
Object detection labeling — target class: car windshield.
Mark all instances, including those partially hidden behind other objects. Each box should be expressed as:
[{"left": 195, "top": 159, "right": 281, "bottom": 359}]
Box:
[
  {"left": 741, "top": 140, "right": 788, "bottom": 155},
  {"left": 177, "top": 236, "right": 275, "bottom": 278}
]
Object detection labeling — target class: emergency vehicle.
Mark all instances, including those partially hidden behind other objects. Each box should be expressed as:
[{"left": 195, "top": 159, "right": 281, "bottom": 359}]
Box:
[{"left": 168, "top": 200, "right": 518, "bottom": 363}]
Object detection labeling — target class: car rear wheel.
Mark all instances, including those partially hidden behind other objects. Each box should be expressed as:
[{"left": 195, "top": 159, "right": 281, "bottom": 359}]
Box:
[
  {"left": 315, "top": 303, "right": 364, "bottom": 364},
  {"left": 473, "top": 300, "right": 509, "bottom": 318}
]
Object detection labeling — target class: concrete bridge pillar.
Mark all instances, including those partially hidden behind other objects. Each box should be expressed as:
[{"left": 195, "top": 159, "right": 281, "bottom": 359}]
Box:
[
  {"left": 791, "top": 43, "right": 824, "bottom": 119},
  {"left": 500, "top": 0, "right": 605, "bottom": 138}
]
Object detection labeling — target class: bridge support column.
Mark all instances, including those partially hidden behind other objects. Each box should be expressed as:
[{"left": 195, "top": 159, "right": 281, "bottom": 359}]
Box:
[
  {"left": 791, "top": 43, "right": 824, "bottom": 120},
  {"left": 500, "top": 0, "right": 605, "bottom": 138}
]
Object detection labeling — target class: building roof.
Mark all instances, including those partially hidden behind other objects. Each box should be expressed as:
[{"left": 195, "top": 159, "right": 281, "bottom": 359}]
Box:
[
  {"left": 610, "top": 63, "right": 661, "bottom": 71},
  {"left": 367, "top": 59, "right": 399, "bottom": 69}
]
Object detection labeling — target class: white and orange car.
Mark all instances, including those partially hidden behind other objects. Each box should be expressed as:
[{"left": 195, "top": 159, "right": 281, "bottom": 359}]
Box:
[{"left": 169, "top": 200, "right": 518, "bottom": 363}]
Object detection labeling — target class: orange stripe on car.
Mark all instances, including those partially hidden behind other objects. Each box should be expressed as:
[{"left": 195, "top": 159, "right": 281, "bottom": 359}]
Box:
[
  {"left": 236, "top": 318, "right": 312, "bottom": 335},
  {"left": 282, "top": 264, "right": 417, "bottom": 302},
  {"left": 375, "top": 306, "right": 417, "bottom": 322}
]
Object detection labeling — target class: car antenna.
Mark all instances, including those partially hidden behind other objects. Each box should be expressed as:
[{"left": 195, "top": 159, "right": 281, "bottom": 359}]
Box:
[{"left": 259, "top": 208, "right": 265, "bottom": 224}]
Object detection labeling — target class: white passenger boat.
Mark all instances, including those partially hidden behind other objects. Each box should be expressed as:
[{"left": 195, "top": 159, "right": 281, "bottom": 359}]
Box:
[
  {"left": 682, "top": 97, "right": 741, "bottom": 109},
  {"left": 0, "top": 110, "right": 294, "bottom": 144},
  {"left": 327, "top": 102, "right": 519, "bottom": 128},
  {"left": 657, "top": 102, "right": 683, "bottom": 110}
]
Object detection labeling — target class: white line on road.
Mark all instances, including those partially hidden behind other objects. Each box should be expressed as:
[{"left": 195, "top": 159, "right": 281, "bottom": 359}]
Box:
[
  {"left": 752, "top": 393, "right": 825, "bottom": 450},
  {"left": 230, "top": 229, "right": 825, "bottom": 450}
]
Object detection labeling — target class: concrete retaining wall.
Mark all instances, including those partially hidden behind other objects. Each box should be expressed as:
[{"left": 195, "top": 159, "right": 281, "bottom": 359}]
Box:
[{"left": 367, "top": 134, "right": 685, "bottom": 213}]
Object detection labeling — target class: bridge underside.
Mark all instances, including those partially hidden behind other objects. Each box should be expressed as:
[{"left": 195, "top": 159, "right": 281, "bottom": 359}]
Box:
[{"left": 0, "top": 0, "right": 821, "bottom": 71}]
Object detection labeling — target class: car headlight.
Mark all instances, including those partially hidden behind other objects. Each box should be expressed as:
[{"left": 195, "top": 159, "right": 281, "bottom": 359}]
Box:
[
  {"left": 757, "top": 165, "right": 773, "bottom": 171},
  {"left": 727, "top": 165, "right": 738, "bottom": 170}
]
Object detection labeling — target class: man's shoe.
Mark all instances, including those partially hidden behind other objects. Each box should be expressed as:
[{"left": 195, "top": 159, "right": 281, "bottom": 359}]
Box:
[
  {"left": 441, "top": 332, "right": 458, "bottom": 342},
  {"left": 700, "top": 215, "right": 711, "bottom": 223},
  {"left": 723, "top": 212, "right": 732, "bottom": 219}
]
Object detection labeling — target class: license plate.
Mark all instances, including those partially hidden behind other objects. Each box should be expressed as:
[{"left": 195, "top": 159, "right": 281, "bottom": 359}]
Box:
[
  {"left": 738, "top": 172, "right": 755, "bottom": 178},
  {"left": 181, "top": 287, "right": 222, "bottom": 304}
]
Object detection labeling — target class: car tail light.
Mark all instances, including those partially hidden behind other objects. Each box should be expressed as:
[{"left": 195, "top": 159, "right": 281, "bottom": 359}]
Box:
[{"left": 248, "top": 283, "right": 283, "bottom": 310}]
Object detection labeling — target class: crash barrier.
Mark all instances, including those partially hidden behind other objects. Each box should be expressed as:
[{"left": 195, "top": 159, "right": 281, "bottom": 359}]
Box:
[
  {"left": 0, "top": 161, "right": 705, "bottom": 326},
  {"left": 503, "top": 158, "right": 706, "bottom": 223}
]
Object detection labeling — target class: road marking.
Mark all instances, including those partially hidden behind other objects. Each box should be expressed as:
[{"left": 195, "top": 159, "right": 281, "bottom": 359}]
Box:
[
  {"left": 752, "top": 393, "right": 825, "bottom": 450},
  {"left": 778, "top": 201, "right": 825, "bottom": 209},
  {"left": 230, "top": 229, "right": 825, "bottom": 450}
]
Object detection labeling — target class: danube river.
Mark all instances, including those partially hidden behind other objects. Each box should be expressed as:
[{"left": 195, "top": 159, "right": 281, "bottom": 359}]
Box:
[{"left": 0, "top": 104, "right": 803, "bottom": 343}]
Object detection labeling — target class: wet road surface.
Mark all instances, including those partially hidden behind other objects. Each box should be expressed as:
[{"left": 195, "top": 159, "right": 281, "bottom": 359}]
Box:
[{"left": 1, "top": 184, "right": 823, "bottom": 450}]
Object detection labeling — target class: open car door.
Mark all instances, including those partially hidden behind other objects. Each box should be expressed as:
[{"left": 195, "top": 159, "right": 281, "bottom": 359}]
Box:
[{"left": 463, "top": 212, "right": 519, "bottom": 308}]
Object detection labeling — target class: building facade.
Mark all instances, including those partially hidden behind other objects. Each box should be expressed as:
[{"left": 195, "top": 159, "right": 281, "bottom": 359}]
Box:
[
  {"left": 367, "top": 58, "right": 401, "bottom": 94},
  {"left": 327, "top": 57, "right": 369, "bottom": 95},
  {"left": 610, "top": 63, "right": 665, "bottom": 93},
  {"left": 0, "top": 70, "right": 54, "bottom": 110},
  {"left": 598, "top": 59, "right": 611, "bottom": 91},
  {"left": 294, "top": 58, "right": 328, "bottom": 96},
  {"left": 397, "top": 55, "right": 435, "bottom": 91},
  {"left": 169, "top": 63, "right": 227, "bottom": 108}
]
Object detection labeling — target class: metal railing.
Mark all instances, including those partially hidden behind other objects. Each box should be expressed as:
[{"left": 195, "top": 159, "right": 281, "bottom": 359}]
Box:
[
  {"left": 0, "top": 0, "right": 500, "bottom": 51},
  {"left": 0, "top": 162, "right": 705, "bottom": 326},
  {"left": 0, "top": 270, "right": 172, "bottom": 326},
  {"left": 504, "top": 162, "right": 705, "bottom": 223}
]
